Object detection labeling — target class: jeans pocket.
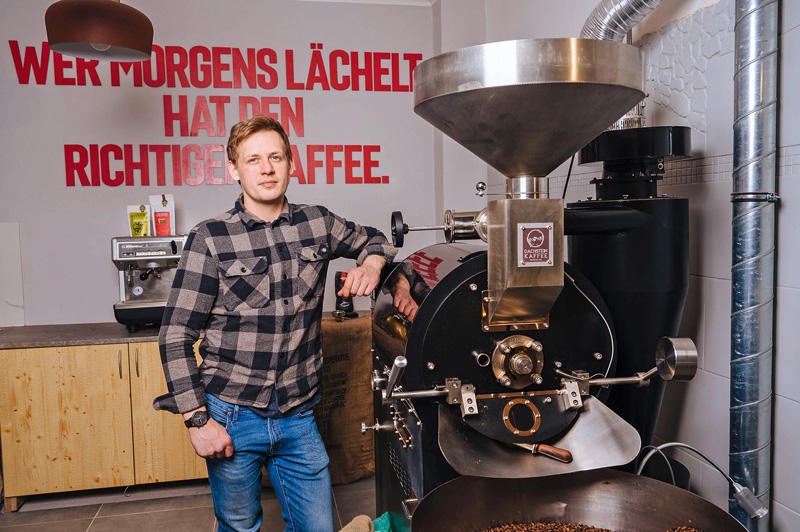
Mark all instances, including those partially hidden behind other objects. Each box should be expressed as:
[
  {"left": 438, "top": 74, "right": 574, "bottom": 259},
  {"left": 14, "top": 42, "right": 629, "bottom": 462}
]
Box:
[
  {"left": 205, "top": 395, "right": 233, "bottom": 431},
  {"left": 302, "top": 415, "right": 329, "bottom": 465}
]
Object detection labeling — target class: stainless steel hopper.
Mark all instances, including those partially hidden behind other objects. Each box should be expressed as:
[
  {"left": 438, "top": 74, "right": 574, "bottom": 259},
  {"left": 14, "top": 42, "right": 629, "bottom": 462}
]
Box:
[
  {"left": 413, "top": 38, "right": 644, "bottom": 178},
  {"left": 413, "top": 38, "right": 645, "bottom": 329}
]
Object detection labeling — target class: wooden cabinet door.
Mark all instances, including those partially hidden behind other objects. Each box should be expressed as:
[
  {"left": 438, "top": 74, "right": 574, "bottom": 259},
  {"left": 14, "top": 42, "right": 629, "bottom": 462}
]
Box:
[
  {"left": 128, "top": 342, "right": 206, "bottom": 483},
  {"left": 0, "top": 344, "right": 135, "bottom": 497}
]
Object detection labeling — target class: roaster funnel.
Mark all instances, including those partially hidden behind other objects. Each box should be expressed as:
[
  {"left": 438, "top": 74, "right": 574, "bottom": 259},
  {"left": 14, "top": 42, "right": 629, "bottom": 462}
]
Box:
[{"left": 413, "top": 38, "right": 645, "bottom": 178}]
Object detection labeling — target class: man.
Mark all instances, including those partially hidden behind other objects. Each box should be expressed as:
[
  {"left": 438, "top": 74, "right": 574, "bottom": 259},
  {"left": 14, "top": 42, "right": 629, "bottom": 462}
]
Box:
[{"left": 154, "top": 116, "right": 395, "bottom": 532}]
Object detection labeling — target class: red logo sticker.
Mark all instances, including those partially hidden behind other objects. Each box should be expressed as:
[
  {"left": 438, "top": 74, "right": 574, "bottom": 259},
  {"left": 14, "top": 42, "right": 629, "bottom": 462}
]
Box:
[{"left": 519, "top": 224, "right": 552, "bottom": 267}]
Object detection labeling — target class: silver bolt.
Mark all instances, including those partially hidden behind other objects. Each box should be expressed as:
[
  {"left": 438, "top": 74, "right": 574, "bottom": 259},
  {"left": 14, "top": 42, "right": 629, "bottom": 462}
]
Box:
[
  {"left": 547, "top": 260, "right": 552, "bottom": 264},
  {"left": 483, "top": 325, "right": 490, "bottom": 331},
  {"left": 500, "top": 376, "right": 512, "bottom": 387},
  {"left": 501, "top": 344, "right": 511, "bottom": 354},
  {"left": 469, "top": 283, "right": 478, "bottom": 291},
  {"left": 543, "top": 323, "right": 549, "bottom": 328},
  {"left": 467, "top": 398, "right": 473, "bottom": 404},
  {"left": 514, "top": 430, "right": 520, "bottom": 435},
  {"left": 594, "top": 352, "right": 603, "bottom": 360},
  {"left": 468, "top": 407, "right": 474, "bottom": 412},
  {"left": 571, "top": 391, "right": 577, "bottom": 397},
  {"left": 512, "top": 325, "right": 519, "bottom": 330},
  {"left": 573, "top": 400, "right": 579, "bottom": 406},
  {"left": 532, "top": 374, "right": 543, "bottom": 385},
  {"left": 520, "top": 260, "right": 526, "bottom": 266},
  {"left": 544, "top": 397, "right": 552, "bottom": 404},
  {"left": 554, "top": 361, "right": 562, "bottom": 368},
  {"left": 427, "top": 362, "right": 436, "bottom": 370}
]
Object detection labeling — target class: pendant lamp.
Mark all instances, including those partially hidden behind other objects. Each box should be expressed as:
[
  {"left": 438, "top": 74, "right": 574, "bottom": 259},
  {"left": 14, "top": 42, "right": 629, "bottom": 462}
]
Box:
[{"left": 45, "top": 0, "right": 153, "bottom": 62}]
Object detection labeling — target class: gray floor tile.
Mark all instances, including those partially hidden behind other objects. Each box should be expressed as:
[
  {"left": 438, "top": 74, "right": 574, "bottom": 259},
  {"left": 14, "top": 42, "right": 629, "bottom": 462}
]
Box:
[
  {"left": 96, "top": 493, "right": 214, "bottom": 517},
  {"left": 334, "top": 488, "right": 377, "bottom": 527},
  {"left": 258, "top": 498, "right": 287, "bottom": 532},
  {"left": 87, "top": 506, "right": 216, "bottom": 532},
  {"left": 0, "top": 519, "right": 93, "bottom": 531},
  {"left": 0, "top": 505, "right": 100, "bottom": 528}
]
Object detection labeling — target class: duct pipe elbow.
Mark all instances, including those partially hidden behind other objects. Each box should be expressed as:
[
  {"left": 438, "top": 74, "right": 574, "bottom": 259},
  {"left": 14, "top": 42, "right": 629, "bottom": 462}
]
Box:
[{"left": 580, "top": 0, "right": 663, "bottom": 41}]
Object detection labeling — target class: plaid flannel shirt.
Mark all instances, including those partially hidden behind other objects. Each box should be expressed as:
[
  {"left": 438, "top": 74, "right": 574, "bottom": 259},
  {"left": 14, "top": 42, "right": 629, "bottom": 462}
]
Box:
[{"left": 153, "top": 195, "right": 395, "bottom": 415}]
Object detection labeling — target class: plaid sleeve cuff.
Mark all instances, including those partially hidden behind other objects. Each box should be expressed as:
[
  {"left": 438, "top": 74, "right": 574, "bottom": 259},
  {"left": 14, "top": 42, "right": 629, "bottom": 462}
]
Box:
[{"left": 152, "top": 384, "right": 207, "bottom": 414}]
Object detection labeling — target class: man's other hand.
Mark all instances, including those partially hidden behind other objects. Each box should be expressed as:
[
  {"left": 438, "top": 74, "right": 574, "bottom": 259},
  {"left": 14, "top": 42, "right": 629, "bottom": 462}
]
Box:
[
  {"left": 338, "top": 255, "right": 386, "bottom": 298},
  {"left": 187, "top": 415, "right": 234, "bottom": 459},
  {"left": 389, "top": 272, "right": 419, "bottom": 322}
]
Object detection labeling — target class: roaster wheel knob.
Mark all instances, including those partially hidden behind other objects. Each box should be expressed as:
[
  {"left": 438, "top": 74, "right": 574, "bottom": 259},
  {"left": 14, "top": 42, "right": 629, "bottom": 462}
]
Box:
[
  {"left": 391, "top": 211, "right": 408, "bottom": 248},
  {"left": 510, "top": 353, "right": 534, "bottom": 376}
]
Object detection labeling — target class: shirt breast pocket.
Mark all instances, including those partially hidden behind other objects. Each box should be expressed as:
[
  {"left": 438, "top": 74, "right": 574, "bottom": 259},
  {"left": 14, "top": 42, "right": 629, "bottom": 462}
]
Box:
[
  {"left": 218, "top": 257, "right": 270, "bottom": 312},
  {"left": 297, "top": 244, "right": 329, "bottom": 300}
]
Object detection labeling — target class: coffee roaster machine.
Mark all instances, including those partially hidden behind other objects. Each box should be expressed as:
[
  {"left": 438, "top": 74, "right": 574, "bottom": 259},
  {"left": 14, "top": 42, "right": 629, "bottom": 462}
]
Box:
[{"left": 366, "top": 38, "right": 746, "bottom": 531}]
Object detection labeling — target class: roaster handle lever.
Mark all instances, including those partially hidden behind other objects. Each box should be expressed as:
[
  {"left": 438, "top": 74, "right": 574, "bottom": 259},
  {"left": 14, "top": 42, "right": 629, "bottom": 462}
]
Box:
[{"left": 382, "top": 356, "right": 407, "bottom": 403}]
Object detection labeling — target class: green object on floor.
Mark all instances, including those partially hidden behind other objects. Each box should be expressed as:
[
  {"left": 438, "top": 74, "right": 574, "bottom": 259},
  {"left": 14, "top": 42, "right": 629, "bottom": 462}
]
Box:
[{"left": 373, "top": 511, "right": 411, "bottom": 532}]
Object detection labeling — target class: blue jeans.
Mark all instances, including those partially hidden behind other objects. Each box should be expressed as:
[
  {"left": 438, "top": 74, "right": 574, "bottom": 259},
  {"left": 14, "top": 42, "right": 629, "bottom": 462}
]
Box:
[{"left": 204, "top": 394, "right": 334, "bottom": 532}]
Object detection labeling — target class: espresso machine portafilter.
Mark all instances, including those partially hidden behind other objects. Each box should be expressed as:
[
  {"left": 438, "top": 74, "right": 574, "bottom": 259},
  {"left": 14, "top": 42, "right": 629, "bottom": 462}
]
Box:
[{"left": 111, "top": 235, "right": 187, "bottom": 332}]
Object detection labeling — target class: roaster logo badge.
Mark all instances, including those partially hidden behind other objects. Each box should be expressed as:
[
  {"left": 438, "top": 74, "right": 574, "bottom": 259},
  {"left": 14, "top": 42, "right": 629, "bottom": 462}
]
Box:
[
  {"left": 526, "top": 229, "right": 545, "bottom": 248},
  {"left": 518, "top": 223, "right": 552, "bottom": 267}
]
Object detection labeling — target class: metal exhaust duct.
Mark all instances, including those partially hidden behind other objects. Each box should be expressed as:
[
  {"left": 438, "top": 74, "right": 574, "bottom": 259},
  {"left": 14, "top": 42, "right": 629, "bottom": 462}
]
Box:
[
  {"left": 580, "top": 0, "right": 663, "bottom": 42},
  {"left": 730, "top": 0, "right": 779, "bottom": 530}
]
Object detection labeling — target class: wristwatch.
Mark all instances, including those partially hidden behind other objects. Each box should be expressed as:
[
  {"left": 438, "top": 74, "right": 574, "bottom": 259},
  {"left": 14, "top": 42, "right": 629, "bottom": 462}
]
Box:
[{"left": 184, "top": 410, "right": 209, "bottom": 429}]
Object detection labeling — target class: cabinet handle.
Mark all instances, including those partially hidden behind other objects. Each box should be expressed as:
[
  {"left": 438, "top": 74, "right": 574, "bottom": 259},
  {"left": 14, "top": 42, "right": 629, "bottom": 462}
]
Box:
[
  {"left": 135, "top": 348, "right": 139, "bottom": 377},
  {"left": 118, "top": 349, "right": 123, "bottom": 379}
]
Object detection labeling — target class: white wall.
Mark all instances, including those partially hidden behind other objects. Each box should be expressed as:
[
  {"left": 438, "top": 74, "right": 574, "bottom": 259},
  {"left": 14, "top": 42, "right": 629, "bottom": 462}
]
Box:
[{"left": 0, "top": 0, "right": 435, "bottom": 324}]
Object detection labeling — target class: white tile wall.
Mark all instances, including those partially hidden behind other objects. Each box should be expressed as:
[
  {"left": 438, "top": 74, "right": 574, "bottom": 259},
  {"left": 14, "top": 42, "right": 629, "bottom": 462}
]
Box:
[
  {"left": 664, "top": 181, "right": 733, "bottom": 280},
  {"left": 779, "top": 30, "right": 800, "bottom": 147},
  {"left": 774, "top": 287, "right": 800, "bottom": 403},
  {"left": 703, "top": 277, "right": 732, "bottom": 379},
  {"left": 773, "top": 501, "right": 800, "bottom": 532},
  {"left": 704, "top": 48, "right": 733, "bottom": 157},
  {"left": 655, "top": 368, "right": 731, "bottom": 469},
  {"left": 679, "top": 274, "right": 706, "bottom": 370},
  {"left": 773, "top": 395, "right": 800, "bottom": 513},
  {"left": 776, "top": 171, "right": 800, "bottom": 290}
]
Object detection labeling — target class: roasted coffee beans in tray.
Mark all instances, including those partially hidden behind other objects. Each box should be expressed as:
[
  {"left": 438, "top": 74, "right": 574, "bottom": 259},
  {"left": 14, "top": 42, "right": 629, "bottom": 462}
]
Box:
[{"left": 478, "top": 524, "right": 703, "bottom": 532}]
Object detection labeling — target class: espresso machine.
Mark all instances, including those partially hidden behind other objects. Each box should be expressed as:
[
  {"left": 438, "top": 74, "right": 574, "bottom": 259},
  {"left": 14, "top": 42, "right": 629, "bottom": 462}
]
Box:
[
  {"left": 366, "top": 38, "right": 748, "bottom": 532},
  {"left": 111, "top": 235, "right": 187, "bottom": 332}
]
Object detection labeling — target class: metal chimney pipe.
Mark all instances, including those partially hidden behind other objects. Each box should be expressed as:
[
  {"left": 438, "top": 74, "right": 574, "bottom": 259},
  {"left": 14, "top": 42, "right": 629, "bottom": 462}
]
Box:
[
  {"left": 580, "top": 0, "right": 662, "bottom": 41},
  {"left": 730, "top": 0, "right": 779, "bottom": 530}
]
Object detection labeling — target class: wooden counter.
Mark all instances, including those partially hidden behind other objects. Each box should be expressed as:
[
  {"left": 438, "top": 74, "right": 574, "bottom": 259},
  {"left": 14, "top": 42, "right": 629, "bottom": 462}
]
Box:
[
  {"left": 0, "top": 316, "right": 373, "bottom": 512},
  {"left": 0, "top": 322, "right": 160, "bottom": 349}
]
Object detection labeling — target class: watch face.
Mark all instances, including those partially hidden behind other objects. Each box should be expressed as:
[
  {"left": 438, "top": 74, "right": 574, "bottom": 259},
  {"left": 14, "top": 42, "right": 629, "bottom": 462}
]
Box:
[{"left": 191, "top": 410, "right": 209, "bottom": 427}]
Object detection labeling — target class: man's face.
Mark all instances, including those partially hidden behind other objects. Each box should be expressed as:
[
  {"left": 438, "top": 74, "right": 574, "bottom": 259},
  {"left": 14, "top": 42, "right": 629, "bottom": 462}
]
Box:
[{"left": 228, "top": 130, "right": 294, "bottom": 209}]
